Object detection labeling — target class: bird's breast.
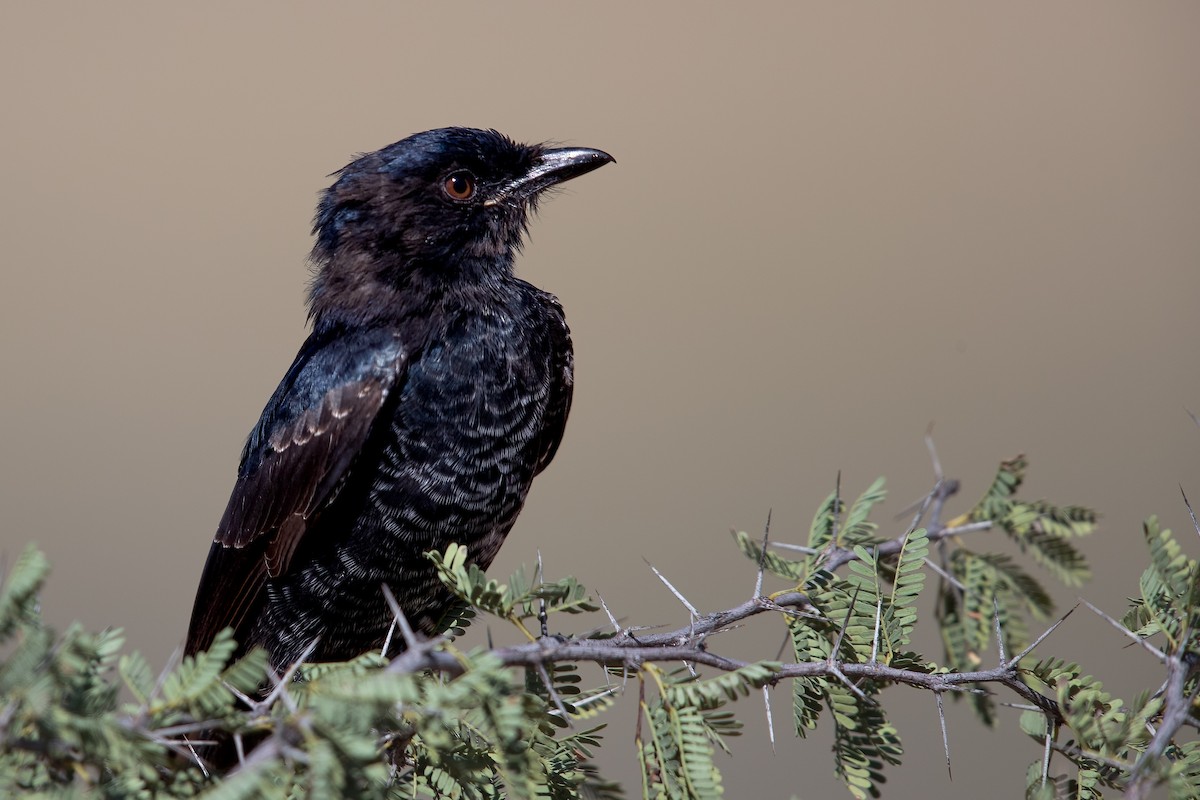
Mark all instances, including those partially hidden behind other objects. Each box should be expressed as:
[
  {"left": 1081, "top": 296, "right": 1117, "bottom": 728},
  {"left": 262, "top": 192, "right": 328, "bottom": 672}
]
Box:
[{"left": 363, "top": 305, "right": 557, "bottom": 540}]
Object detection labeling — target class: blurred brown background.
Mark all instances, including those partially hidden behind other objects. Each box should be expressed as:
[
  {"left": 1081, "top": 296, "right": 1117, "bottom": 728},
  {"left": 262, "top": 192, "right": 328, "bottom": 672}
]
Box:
[{"left": 2, "top": 3, "right": 1198, "bottom": 797}]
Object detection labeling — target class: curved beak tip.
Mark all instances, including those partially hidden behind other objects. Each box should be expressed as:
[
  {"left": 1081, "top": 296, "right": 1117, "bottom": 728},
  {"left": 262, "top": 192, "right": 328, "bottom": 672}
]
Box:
[
  {"left": 538, "top": 147, "right": 615, "bottom": 181},
  {"left": 486, "top": 145, "right": 614, "bottom": 206}
]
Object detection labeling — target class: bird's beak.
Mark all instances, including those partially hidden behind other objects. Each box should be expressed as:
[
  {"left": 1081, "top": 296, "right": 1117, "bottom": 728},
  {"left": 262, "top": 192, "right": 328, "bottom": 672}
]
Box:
[{"left": 485, "top": 147, "right": 614, "bottom": 206}]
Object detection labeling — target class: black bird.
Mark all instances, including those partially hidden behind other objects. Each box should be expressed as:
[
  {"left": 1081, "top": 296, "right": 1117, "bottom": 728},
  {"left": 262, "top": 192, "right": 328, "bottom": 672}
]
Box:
[{"left": 186, "top": 128, "right": 612, "bottom": 671}]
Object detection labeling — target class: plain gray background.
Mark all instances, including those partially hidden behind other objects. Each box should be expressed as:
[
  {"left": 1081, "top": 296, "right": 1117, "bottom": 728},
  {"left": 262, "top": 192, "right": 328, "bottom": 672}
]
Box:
[{"left": 2, "top": 4, "right": 1198, "bottom": 797}]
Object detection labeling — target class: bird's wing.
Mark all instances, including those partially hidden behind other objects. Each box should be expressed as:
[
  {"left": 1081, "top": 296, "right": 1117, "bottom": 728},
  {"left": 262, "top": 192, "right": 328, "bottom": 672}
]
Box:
[
  {"left": 532, "top": 295, "right": 574, "bottom": 476},
  {"left": 185, "top": 327, "right": 407, "bottom": 655}
]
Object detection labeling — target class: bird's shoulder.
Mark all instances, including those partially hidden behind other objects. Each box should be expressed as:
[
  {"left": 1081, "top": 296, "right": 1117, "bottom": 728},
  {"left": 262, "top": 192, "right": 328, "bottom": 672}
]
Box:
[{"left": 218, "top": 323, "right": 408, "bottom": 548}]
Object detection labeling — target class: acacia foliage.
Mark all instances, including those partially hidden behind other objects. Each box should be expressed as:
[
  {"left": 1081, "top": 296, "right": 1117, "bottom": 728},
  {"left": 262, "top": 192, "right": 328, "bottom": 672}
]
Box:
[{"left": 0, "top": 457, "right": 1197, "bottom": 799}]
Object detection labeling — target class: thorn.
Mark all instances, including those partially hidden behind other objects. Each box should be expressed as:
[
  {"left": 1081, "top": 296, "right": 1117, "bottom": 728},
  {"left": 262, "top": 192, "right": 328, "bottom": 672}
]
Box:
[
  {"left": 870, "top": 596, "right": 882, "bottom": 666},
  {"left": 224, "top": 681, "right": 257, "bottom": 711},
  {"left": 935, "top": 692, "right": 952, "bottom": 781},
  {"left": 597, "top": 592, "right": 623, "bottom": 636},
  {"left": 993, "top": 596, "right": 1007, "bottom": 667},
  {"left": 923, "top": 556, "right": 966, "bottom": 591},
  {"left": 645, "top": 559, "right": 699, "bottom": 619},
  {"left": 1041, "top": 720, "right": 1053, "bottom": 787},
  {"left": 754, "top": 509, "right": 773, "bottom": 599},
  {"left": 570, "top": 685, "right": 621, "bottom": 714},
  {"left": 1182, "top": 485, "right": 1200, "bottom": 540},
  {"left": 1079, "top": 598, "right": 1166, "bottom": 661},
  {"left": 536, "top": 661, "right": 573, "bottom": 727},
  {"left": 262, "top": 636, "right": 320, "bottom": 711},
  {"left": 150, "top": 644, "right": 184, "bottom": 705},
  {"left": 831, "top": 583, "right": 862, "bottom": 662},
  {"left": 767, "top": 541, "right": 818, "bottom": 555},
  {"left": 763, "top": 686, "right": 777, "bottom": 754},
  {"left": 896, "top": 474, "right": 943, "bottom": 530},
  {"left": 832, "top": 471, "right": 842, "bottom": 542},
  {"left": 925, "top": 425, "right": 944, "bottom": 480},
  {"left": 828, "top": 663, "right": 870, "bottom": 702},
  {"left": 381, "top": 620, "right": 397, "bottom": 658},
  {"left": 774, "top": 630, "right": 791, "bottom": 662},
  {"left": 1006, "top": 604, "right": 1078, "bottom": 670},
  {"left": 381, "top": 583, "right": 419, "bottom": 650},
  {"left": 537, "top": 551, "right": 549, "bottom": 638},
  {"left": 938, "top": 521, "right": 994, "bottom": 537},
  {"left": 182, "top": 736, "right": 209, "bottom": 777}
]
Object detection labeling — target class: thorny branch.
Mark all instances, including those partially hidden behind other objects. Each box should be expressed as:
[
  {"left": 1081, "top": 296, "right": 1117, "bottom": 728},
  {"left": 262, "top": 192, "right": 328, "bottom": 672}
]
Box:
[
  {"left": 138, "top": 464, "right": 1171, "bottom": 794},
  {"left": 379, "top": 589, "right": 1064, "bottom": 725}
]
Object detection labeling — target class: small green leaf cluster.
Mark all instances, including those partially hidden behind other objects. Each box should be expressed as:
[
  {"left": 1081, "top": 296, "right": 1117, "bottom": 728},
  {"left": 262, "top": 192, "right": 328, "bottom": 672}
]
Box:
[
  {"left": 0, "top": 543, "right": 218, "bottom": 797},
  {"left": 429, "top": 543, "right": 599, "bottom": 630},
  {"left": 966, "top": 455, "right": 1095, "bottom": 588},
  {"left": 637, "top": 663, "right": 779, "bottom": 800},
  {"left": 736, "top": 480, "right": 916, "bottom": 798},
  {"left": 732, "top": 460, "right": 1107, "bottom": 797},
  {"left": 938, "top": 457, "right": 1091, "bottom": 722}
]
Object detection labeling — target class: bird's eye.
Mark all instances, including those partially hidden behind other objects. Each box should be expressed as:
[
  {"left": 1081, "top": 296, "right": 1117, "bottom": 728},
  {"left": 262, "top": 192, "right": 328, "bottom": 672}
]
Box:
[{"left": 443, "top": 171, "right": 476, "bottom": 201}]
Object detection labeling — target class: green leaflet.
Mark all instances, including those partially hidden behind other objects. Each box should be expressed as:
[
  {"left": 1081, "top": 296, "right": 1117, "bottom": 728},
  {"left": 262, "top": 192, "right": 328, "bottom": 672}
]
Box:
[
  {"left": 964, "top": 457, "right": 1094, "bottom": 588},
  {"left": 427, "top": 544, "right": 600, "bottom": 625},
  {"left": 0, "top": 542, "right": 51, "bottom": 640},
  {"left": 731, "top": 529, "right": 806, "bottom": 582}
]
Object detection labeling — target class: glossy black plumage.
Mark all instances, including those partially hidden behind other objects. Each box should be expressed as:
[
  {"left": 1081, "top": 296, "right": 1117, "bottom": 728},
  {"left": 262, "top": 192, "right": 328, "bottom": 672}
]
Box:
[{"left": 186, "top": 128, "right": 612, "bottom": 670}]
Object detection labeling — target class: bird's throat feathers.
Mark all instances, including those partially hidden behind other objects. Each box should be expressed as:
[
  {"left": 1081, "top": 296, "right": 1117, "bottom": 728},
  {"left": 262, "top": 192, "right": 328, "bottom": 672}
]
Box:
[{"left": 306, "top": 241, "right": 520, "bottom": 327}]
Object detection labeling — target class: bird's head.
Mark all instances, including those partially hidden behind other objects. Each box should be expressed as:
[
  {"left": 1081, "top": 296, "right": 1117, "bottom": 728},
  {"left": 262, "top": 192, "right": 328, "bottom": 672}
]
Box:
[{"left": 308, "top": 127, "right": 612, "bottom": 324}]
